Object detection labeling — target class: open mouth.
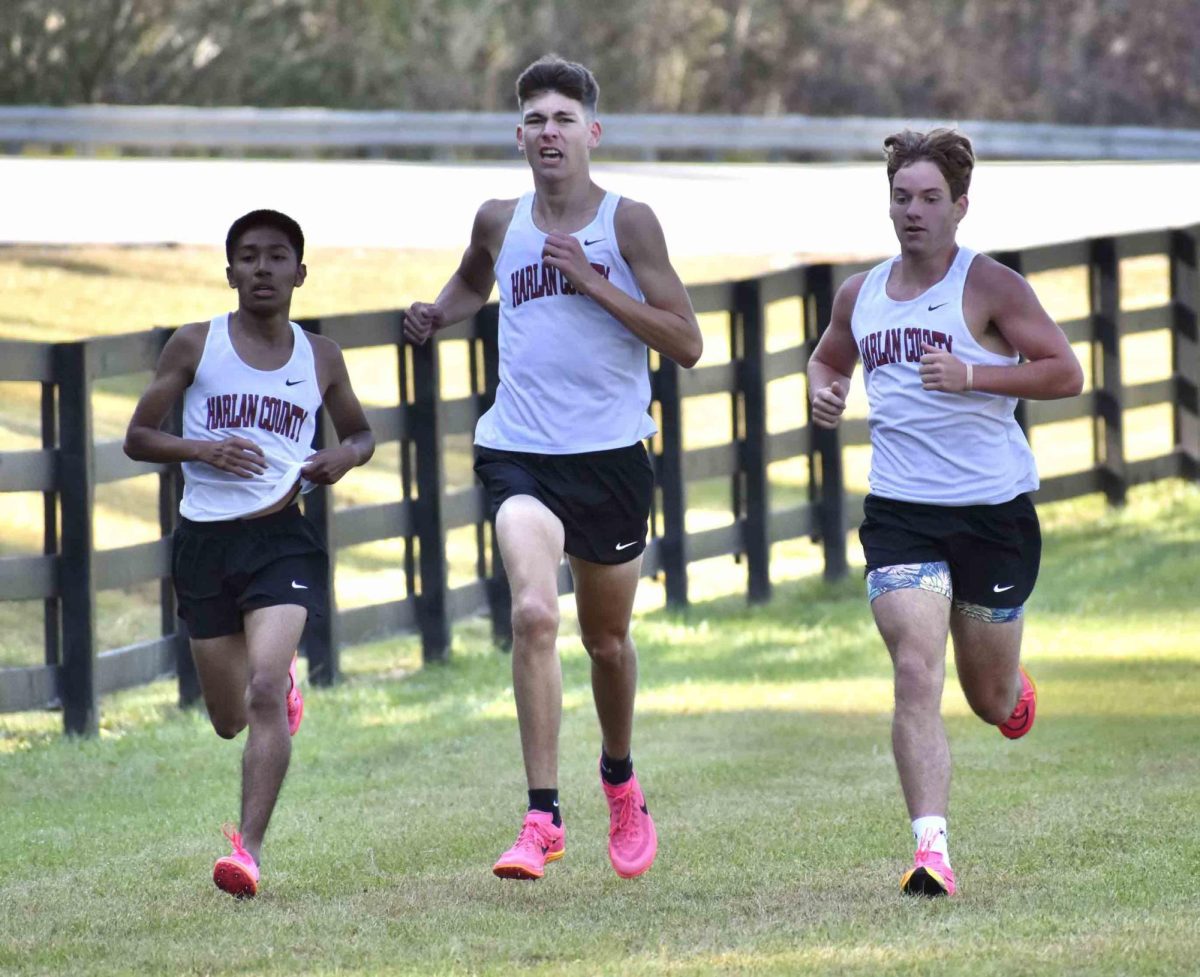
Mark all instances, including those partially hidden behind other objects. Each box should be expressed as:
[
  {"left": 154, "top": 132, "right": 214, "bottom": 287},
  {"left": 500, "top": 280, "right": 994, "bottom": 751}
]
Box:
[{"left": 539, "top": 148, "right": 563, "bottom": 161}]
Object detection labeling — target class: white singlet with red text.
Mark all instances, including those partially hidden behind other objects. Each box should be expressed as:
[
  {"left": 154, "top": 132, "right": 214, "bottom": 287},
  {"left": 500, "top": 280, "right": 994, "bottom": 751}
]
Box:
[
  {"left": 475, "top": 191, "right": 656, "bottom": 453},
  {"left": 850, "top": 246, "right": 1039, "bottom": 505},
  {"left": 179, "top": 313, "right": 321, "bottom": 520}
]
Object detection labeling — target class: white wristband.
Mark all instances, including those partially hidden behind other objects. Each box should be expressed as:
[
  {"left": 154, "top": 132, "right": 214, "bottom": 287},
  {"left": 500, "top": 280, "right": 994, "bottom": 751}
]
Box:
[{"left": 965, "top": 363, "right": 973, "bottom": 392}]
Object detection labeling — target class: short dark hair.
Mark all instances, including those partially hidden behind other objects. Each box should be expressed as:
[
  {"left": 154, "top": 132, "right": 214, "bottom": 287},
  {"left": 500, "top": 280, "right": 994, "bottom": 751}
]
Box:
[
  {"left": 515, "top": 55, "right": 599, "bottom": 115},
  {"left": 884, "top": 129, "right": 975, "bottom": 200},
  {"left": 225, "top": 209, "right": 305, "bottom": 264}
]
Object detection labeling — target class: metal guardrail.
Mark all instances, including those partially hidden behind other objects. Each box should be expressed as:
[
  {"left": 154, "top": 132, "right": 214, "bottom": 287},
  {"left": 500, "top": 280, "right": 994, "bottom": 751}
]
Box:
[{"left": 3, "top": 106, "right": 1200, "bottom": 160}]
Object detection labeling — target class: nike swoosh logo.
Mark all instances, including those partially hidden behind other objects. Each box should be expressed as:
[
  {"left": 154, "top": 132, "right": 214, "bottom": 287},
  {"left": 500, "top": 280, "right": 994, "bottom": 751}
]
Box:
[
  {"left": 993, "top": 584, "right": 1015, "bottom": 593},
  {"left": 285, "top": 378, "right": 305, "bottom": 386},
  {"left": 615, "top": 541, "right": 638, "bottom": 551},
  {"left": 640, "top": 803, "right": 649, "bottom": 815},
  {"left": 583, "top": 237, "right": 606, "bottom": 246},
  {"left": 291, "top": 581, "right": 308, "bottom": 590},
  {"left": 928, "top": 302, "right": 949, "bottom": 311}
]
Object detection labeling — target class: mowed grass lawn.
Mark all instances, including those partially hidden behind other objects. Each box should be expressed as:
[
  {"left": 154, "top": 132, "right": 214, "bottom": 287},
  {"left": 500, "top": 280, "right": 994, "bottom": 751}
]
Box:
[{"left": 0, "top": 480, "right": 1198, "bottom": 977}]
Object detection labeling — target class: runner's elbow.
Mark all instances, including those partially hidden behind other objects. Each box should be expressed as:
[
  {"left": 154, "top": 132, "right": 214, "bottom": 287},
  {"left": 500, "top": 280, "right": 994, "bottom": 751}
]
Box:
[
  {"left": 1059, "top": 358, "right": 1085, "bottom": 398},
  {"left": 676, "top": 332, "right": 703, "bottom": 369}
]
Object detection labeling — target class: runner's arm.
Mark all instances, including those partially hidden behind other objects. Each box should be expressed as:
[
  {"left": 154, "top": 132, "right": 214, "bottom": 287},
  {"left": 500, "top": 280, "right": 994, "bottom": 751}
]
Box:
[
  {"left": 920, "top": 259, "right": 1084, "bottom": 399},
  {"left": 304, "top": 338, "right": 375, "bottom": 484},
  {"left": 807, "top": 275, "right": 864, "bottom": 429},
  {"left": 543, "top": 200, "right": 702, "bottom": 368},
  {"left": 123, "top": 324, "right": 267, "bottom": 478},
  {"left": 403, "top": 200, "right": 508, "bottom": 344}
]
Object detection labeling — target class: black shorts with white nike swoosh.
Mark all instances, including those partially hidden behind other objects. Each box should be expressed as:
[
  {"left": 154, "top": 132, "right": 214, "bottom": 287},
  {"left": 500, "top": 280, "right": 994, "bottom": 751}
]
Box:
[
  {"left": 172, "top": 505, "right": 328, "bottom": 638},
  {"left": 859, "top": 493, "right": 1041, "bottom": 609},
  {"left": 474, "top": 443, "right": 653, "bottom": 565}
]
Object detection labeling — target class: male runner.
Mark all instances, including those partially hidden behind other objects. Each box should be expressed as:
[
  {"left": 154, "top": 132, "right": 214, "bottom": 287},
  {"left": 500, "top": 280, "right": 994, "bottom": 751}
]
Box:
[
  {"left": 125, "top": 209, "right": 374, "bottom": 897},
  {"left": 807, "top": 129, "right": 1083, "bottom": 896},
  {"left": 405, "top": 56, "right": 702, "bottom": 880}
]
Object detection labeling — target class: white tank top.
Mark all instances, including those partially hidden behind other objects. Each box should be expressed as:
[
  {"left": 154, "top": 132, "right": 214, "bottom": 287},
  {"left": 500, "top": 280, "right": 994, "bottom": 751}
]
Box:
[
  {"left": 475, "top": 191, "right": 657, "bottom": 453},
  {"left": 850, "top": 247, "right": 1039, "bottom": 505},
  {"left": 180, "top": 313, "right": 321, "bottom": 520}
]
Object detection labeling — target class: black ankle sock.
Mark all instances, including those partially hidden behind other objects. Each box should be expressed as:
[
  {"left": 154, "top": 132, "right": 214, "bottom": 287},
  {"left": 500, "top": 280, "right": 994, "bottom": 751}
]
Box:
[
  {"left": 528, "top": 788, "right": 561, "bottom": 827},
  {"left": 599, "top": 751, "right": 633, "bottom": 786}
]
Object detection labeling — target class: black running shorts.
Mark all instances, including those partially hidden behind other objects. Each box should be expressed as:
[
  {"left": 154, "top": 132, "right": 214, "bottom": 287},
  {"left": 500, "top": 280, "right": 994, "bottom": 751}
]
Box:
[
  {"left": 171, "top": 505, "right": 328, "bottom": 639},
  {"left": 858, "top": 492, "right": 1042, "bottom": 609},
  {"left": 473, "top": 443, "right": 654, "bottom": 565}
]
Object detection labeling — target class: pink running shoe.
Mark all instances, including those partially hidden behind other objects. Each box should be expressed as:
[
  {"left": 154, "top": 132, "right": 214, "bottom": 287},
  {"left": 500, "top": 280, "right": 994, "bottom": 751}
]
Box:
[
  {"left": 999, "top": 665, "right": 1037, "bottom": 740},
  {"left": 492, "top": 810, "right": 565, "bottom": 880},
  {"left": 601, "top": 769, "right": 657, "bottom": 879},
  {"left": 900, "top": 829, "right": 956, "bottom": 897},
  {"left": 286, "top": 653, "right": 304, "bottom": 737},
  {"left": 213, "top": 824, "right": 259, "bottom": 898}
]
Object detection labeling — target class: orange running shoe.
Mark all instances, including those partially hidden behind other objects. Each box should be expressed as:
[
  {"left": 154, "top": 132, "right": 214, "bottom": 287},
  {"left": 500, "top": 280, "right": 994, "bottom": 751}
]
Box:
[
  {"left": 601, "top": 769, "right": 658, "bottom": 879},
  {"left": 999, "top": 666, "right": 1037, "bottom": 740},
  {"left": 286, "top": 653, "right": 304, "bottom": 737},
  {"left": 900, "top": 829, "right": 956, "bottom": 897},
  {"left": 213, "top": 824, "right": 259, "bottom": 898},
  {"left": 492, "top": 810, "right": 565, "bottom": 880}
]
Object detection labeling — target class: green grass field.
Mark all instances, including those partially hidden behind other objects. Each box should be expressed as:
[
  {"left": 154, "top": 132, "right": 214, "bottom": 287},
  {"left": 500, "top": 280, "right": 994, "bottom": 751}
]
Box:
[
  {"left": 0, "top": 240, "right": 1194, "bottom": 974},
  {"left": 0, "top": 480, "right": 1197, "bottom": 977}
]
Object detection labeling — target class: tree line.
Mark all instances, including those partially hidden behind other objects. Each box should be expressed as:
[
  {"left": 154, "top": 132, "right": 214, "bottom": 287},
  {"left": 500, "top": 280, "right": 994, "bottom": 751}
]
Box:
[{"left": 3, "top": 0, "right": 1198, "bottom": 128}]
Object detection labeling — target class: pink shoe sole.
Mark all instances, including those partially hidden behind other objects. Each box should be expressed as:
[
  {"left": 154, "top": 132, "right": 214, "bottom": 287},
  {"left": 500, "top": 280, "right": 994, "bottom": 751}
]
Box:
[
  {"left": 213, "top": 859, "right": 258, "bottom": 898},
  {"left": 492, "top": 849, "right": 564, "bottom": 881}
]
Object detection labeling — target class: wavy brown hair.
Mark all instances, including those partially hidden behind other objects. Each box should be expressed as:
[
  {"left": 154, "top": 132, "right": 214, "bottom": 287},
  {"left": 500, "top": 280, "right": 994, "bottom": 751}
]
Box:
[
  {"left": 884, "top": 128, "right": 975, "bottom": 200},
  {"left": 516, "top": 55, "right": 599, "bottom": 116}
]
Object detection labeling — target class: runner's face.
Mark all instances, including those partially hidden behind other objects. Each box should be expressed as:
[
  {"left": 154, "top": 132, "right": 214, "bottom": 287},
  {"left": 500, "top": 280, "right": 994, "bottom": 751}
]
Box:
[
  {"left": 517, "top": 91, "right": 600, "bottom": 181},
  {"left": 226, "top": 227, "right": 306, "bottom": 315},
  {"left": 889, "top": 160, "right": 967, "bottom": 257}
]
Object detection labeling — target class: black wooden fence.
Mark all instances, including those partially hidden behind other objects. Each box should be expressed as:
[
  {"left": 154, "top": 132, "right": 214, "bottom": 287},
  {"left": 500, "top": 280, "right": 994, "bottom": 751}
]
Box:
[{"left": 2, "top": 226, "right": 1197, "bottom": 735}]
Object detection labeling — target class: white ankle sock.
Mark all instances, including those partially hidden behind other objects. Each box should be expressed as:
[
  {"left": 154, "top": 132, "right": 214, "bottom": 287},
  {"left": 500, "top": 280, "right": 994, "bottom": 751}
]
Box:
[{"left": 911, "top": 816, "right": 951, "bottom": 866}]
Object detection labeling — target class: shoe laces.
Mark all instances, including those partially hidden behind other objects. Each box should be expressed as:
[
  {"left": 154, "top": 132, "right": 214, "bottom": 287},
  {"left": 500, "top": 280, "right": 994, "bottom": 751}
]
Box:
[
  {"left": 609, "top": 784, "right": 642, "bottom": 842},
  {"left": 222, "top": 823, "right": 250, "bottom": 858},
  {"left": 915, "top": 828, "right": 947, "bottom": 865},
  {"left": 514, "top": 817, "right": 554, "bottom": 853}
]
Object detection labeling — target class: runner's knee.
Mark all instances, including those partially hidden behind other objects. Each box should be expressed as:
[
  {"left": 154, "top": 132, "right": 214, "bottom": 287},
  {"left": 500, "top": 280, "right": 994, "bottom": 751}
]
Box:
[
  {"left": 511, "top": 595, "right": 559, "bottom": 645},
  {"left": 245, "top": 672, "right": 287, "bottom": 714},
  {"left": 965, "top": 687, "right": 1015, "bottom": 725},
  {"left": 209, "top": 711, "right": 246, "bottom": 739},
  {"left": 581, "top": 628, "right": 630, "bottom": 667},
  {"left": 892, "top": 650, "right": 942, "bottom": 707}
]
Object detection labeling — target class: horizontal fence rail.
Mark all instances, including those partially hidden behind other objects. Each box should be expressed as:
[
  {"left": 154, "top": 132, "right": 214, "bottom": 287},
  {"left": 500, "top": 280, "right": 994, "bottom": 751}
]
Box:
[
  {"left": 4, "top": 107, "right": 1200, "bottom": 161},
  {"left": 1, "top": 225, "right": 1197, "bottom": 734}
]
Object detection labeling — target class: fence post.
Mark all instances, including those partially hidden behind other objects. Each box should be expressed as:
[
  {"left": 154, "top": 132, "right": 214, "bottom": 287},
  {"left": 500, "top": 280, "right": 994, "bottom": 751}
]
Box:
[
  {"left": 56, "top": 341, "right": 97, "bottom": 736},
  {"left": 735, "top": 278, "right": 771, "bottom": 603},
  {"left": 40, "top": 381, "right": 61, "bottom": 685},
  {"left": 1170, "top": 227, "right": 1200, "bottom": 481},
  {"left": 298, "top": 319, "right": 339, "bottom": 685},
  {"left": 655, "top": 358, "right": 689, "bottom": 607},
  {"left": 471, "top": 305, "right": 512, "bottom": 649},
  {"left": 1089, "top": 237, "right": 1126, "bottom": 505},
  {"left": 806, "top": 265, "right": 848, "bottom": 581},
  {"left": 410, "top": 336, "right": 450, "bottom": 662},
  {"left": 160, "top": 386, "right": 199, "bottom": 707}
]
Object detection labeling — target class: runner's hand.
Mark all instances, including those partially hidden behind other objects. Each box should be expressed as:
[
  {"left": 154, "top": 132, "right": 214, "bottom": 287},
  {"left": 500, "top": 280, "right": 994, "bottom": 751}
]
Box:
[
  {"left": 404, "top": 302, "right": 444, "bottom": 345},
  {"left": 542, "top": 233, "right": 603, "bottom": 294},
  {"left": 196, "top": 436, "right": 266, "bottom": 478},
  {"left": 301, "top": 445, "right": 358, "bottom": 485},
  {"left": 811, "top": 381, "right": 847, "bottom": 429},
  {"left": 919, "top": 344, "right": 970, "bottom": 392}
]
